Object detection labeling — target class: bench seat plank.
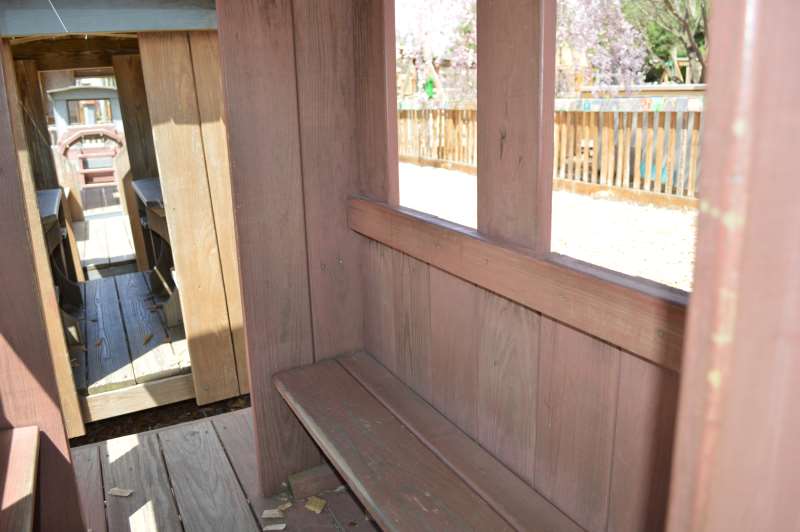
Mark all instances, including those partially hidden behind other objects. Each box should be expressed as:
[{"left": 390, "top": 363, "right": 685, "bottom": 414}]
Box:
[
  {"left": 274, "top": 360, "right": 513, "bottom": 532},
  {"left": 339, "top": 352, "right": 583, "bottom": 532},
  {"left": 0, "top": 426, "right": 39, "bottom": 532}
]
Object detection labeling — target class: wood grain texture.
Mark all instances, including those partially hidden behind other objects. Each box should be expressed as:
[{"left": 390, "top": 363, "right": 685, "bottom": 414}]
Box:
[
  {"left": 13, "top": 58, "right": 57, "bottom": 189},
  {"left": 293, "top": 1, "right": 364, "bottom": 360},
  {"left": 0, "top": 44, "right": 82, "bottom": 530},
  {"left": 288, "top": 463, "right": 342, "bottom": 499},
  {"left": 535, "top": 317, "right": 620, "bottom": 532},
  {"left": 111, "top": 54, "right": 159, "bottom": 180},
  {"left": 362, "top": 239, "right": 398, "bottom": 372},
  {"left": 2, "top": 42, "right": 85, "bottom": 438},
  {"left": 80, "top": 373, "right": 195, "bottom": 422},
  {"left": 188, "top": 31, "right": 249, "bottom": 391},
  {"left": 667, "top": 2, "right": 800, "bottom": 530},
  {"left": 100, "top": 432, "right": 182, "bottom": 532},
  {"left": 353, "top": 0, "right": 398, "bottom": 203},
  {"left": 274, "top": 360, "right": 513, "bottom": 531},
  {"left": 116, "top": 147, "right": 150, "bottom": 272},
  {"left": 476, "top": 291, "right": 539, "bottom": 486},
  {"left": 216, "top": 1, "right": 319, "bottom": 494},
  {"left": 429, "top": 267, "right": 480, "bottom": 437},
  {"left": 158, "top": 420, "right": 260, "bottom": 531},
  {"left": 71, "top": 444, "right": 107, "bottom": 532},
  {"left": 85, "top": 277, "right": 135, "bottom": 394},
  {"left": 350, "top": 199, "right": 686, "bottom": 370},
  {"left": 477, "top": 0, "right": 555, "bottom": 252},
  {"left": 340, "top": 352, "right": 583, "bottom": 532},
  {"left": 0, "top": 426, "right": 39, "bottom": 532},
  {"left": 608, "top": 355, "right": 678, "bottom": 532},
  {"left": 139, "top": 31, "right": 239, "bottom": 404}
]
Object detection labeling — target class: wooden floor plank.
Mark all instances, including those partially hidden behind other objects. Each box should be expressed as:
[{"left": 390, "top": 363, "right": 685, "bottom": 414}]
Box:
[
  {"left": 339, "top": 352, "right": 582, "bottom": 532},
  {"left": 100, "top": 432, "right": 182, "bottom": 532},
  {"left": 274, "top": 360, "right": 513, "bottom": 532},
  {"left": 71, "top": 445, "right": 108, "bottom": 532},
  {"left": 85, "top": 277, "right": 135, "bottom": 394},
  {"left": 158, "top": 420, "right": 259, "bottom": 531},
  {"left": 115, "top": 272, "right": 189, "bottom": 383},
  {"left": 0, "top": 426, "right": 39, "bottom": 532}
]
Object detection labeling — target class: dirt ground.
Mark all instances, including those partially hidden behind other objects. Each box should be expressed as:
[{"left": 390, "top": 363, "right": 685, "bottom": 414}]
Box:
[{"left": 399, "top": 162, "right": 697, "bottom": 291}]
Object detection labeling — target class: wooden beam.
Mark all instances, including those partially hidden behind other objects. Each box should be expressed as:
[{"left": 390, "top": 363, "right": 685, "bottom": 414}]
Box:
[
  {"left": 80, "top": 373, "right": 195, "bottom": 422},
  {"left": 14, "top": 59, "right": 57, "bottom": 189},
  {"left": 666, "top": 2, "right": 800, "bottom": 530},
  {"left": 187, "top": 32, "right": 249, "bottom": 391},
  {"left": 477, "top": 0, "right": 555, "bottom": 252},
  {"left": 348, "top": 198, "right": 686, "bottom": 371},
  {"left": 216, "top": 1, "right": 319, "bottom": 494},
  {"left": 138, "top": 32, "right": 240, "bottom": 404},
  {"left": 0, "top": 40, "right": 84, "bottom": 531},
  {"left": 111, "top": 54, "right": 158, "bottom": 179},
  {"left": 1, "top": 42, "right": 85, "bottom": 438}
]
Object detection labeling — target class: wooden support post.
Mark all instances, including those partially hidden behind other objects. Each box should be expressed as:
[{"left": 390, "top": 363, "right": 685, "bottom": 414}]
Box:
[
  {"left": 138, "top": 32, "right": 240, "bottom": 405},
  {"left": 216, "top": 2, "right": 318, "bottom": 495},
  {"left": 477, "top": 0, "right": 555, "bottom": 252},
  {"left": 13, "top": 59, "right": 57, "bottom": 190},
  {"left": 0, "top": 41, "right": 84, "bottom": 532},
  {"left": 666, "top": 2, "right": 800, "bottom": 530}
]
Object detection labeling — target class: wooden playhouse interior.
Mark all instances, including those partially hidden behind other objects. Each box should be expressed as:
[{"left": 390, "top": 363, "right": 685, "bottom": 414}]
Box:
[{"left": 0, "top": 1, "right": 798, "bottom": 531}]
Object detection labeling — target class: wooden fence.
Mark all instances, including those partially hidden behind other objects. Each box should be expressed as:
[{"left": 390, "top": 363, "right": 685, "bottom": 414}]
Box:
[{"left": 398, "top": 98, "right": 704, "bottom": 206}]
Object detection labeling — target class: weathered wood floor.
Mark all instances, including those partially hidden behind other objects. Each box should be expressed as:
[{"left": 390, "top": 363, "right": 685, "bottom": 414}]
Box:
[
  {"left": 72, "top": 408, "right": 376, "bottom": 532},
  {"left": 73, "top": 271, "right": 191, "bottom": 395},
  {"left": 74, "top": 207, "right": 136, "bottom": 268}
]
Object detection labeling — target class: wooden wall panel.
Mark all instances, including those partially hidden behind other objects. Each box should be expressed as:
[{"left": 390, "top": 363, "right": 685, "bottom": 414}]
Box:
[
  {"left": 187, "top": 31, "right": 249, "bottom": 391},
  {"left": 0, "top": 42, "right": 84, "bottom": 532},
  {"left": 138, "top": 32, "right": 239, "bottom": 404},
  {"left": 216, "top": 0, "right": 319, "bottom": 494},
  {"left": 13, "top": 58, "right": 57, "bottom": 190},
  {"left": 292, "top": 1, "right": 364, "bottom": 360},
  {"left": 363, "top": 239, "right": 398, "bottom": 373},
  {"left": 2, "top": 42, "right": 84, "bottom": 439},
  {"left": 111, "top": 54, "right": 159, "bottom": 179},
  {"left": 535, "top": 317, "right": 620, "bottom": 532}
]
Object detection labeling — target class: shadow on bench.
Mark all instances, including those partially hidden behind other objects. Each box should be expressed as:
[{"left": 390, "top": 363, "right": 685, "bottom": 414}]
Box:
[{"left": 274, "top": 352, "right": 582, "bottom": 531}]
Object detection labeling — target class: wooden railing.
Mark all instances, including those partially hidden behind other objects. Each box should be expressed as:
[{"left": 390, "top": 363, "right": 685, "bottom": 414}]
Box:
[{"left": 398, "top": 98, "right": 704, "bottom": 206}]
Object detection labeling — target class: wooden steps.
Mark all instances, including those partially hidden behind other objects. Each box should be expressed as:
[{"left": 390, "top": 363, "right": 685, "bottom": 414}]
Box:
[
  {"left": 0, "top": 426, "right": 39, "bottom": 532},
  {"left": 274, "top": 353, "right": 582, "bottom": 532}
]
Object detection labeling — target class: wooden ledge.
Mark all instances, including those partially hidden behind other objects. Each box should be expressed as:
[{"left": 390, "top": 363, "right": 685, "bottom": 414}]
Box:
[
  {"left": 0, "top": 426, "right": 40, "bottom": 532},
  {"left": 348, "top": 198, "right": 686, "bottom": 371}
]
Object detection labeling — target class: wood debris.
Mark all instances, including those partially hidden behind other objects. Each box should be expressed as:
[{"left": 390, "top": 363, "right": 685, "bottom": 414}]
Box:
[
  {"left": 108, "top": 487, "right": 134, "bottom": 497},
  {"left": 143, "top": 333, "right": 154, "bottom": 345},
  {"left": 262, "top": 524, "right": 286, "bottom": 531},
  {"left": 305, "top": 495, "right": 326, "bottom": 514},
  {"left": 277, "top": 502, "right": 292, "bottom": 512},
  {"left": 70, "top": 358, "right": 79, "bottom": 368},
  {"left": 95, "top": 338, "right": 103, "bottom": 347},
  {"left": 261, "top": 508, "right": 284, "bottom": 519}
]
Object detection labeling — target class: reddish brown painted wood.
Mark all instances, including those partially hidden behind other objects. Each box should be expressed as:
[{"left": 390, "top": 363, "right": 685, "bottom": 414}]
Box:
[
  {"left": 339, "top": 352, "right": 583, "bottom": 532},
  {"left": 535, "top": 317, "right": 620, "bottom": 531},
  {"left": 362, "top": 239, "right": 399, "bottom": 373},
  {"left": 293, "top": 1, "right": 364, "bottom": 360},
  {"left": 349, "top": 199, "right": 686, "bottom": 371},
  {"left": 429, "top": 267, "right": 480, "bottom": 438},
  {"left": 0, "top": 46, "right": 84, "bottom": 532},
  {"left": 476, "top": 291, "right": 539, "bottom": 486},
  {"left": 477, "top": 0, "right": 556, "bottom": 252},
  {"left": 0, "top": 426, "right": 39, "bottom": 532},
  {"left": 667, "top": 2, "right": 800, "bottom": 530},
  {"left": 353, "top": 0, "right": 398, "bottom": 203},
  {"left": 216, "top": 0, "right": 319, "bottom": 494},
  {"left": 274, "top": 360, "right": 513, "bottom": 531},
  {"left": 608, "top": 355, "right": 678, "bottom": 532},
  {"left": 71, "top": 445, "right": 107, "bottom": 532},
  {"left": 288, "top": 463, "right": 342, "bottom": 499}
]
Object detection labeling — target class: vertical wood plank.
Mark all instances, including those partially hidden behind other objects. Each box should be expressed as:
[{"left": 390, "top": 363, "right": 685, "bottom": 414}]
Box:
[
  {"left": 429, "top": 268, "right": 480, "bottom": 438},
  {"left": 139, "top": 32, "right": 240, "bottom": 404},
  {"left": 477, "top": 0, "right": 554, "bottom": 252},
  {"left": 216, "top": 1, "right": 319, "bottom": 494},
  {"left": 654, "top": 112, "right": 665, "bottom": 193},
  {"left": 362, "top": 239, "right": 398, "bottom": 373},
  {"left": 686, "top": 112, "right": 700, "bottom": 197},
  {"left": 14, "top": 59, "right": 57, "bottom": 189},
  {"left": 608, "top": 356, "right": 678, "bottom": 532},
  {"left": 535, "top": 318, "right": 620, "bottom": 532},
  {"left": 477, "top": 291, "right": 539, "bottom": 487},
  {"left": 644, "top": 112, "right": 655, "bottom": 190},
  {"left": 634, "top": 112, "right": 643, "bottom": 189},
  {"left": 71, "top": 445, "right": 108, "bottom": 532},
  {"left": 292, "top": 2, "right": 364, "bottom": 360},
  {"left": 1, "top": 42, "right": 85, "bottom": 439},
  {"left": 187, "top": 31, "right": 249, "bottom": 391}
]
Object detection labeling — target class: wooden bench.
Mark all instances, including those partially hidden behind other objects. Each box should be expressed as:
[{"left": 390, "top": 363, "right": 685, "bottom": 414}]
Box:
[
  {"left": 274, "top": 352, "right": 582, "bottom": 532},
  {"left": 0, "top": 426, "right": 40, "bottom": 532}
]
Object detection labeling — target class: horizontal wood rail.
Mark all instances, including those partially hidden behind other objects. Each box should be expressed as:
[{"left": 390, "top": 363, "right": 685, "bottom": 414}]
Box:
[{"left": 348, "top": 198, "right": 686, "bottom": 371}]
